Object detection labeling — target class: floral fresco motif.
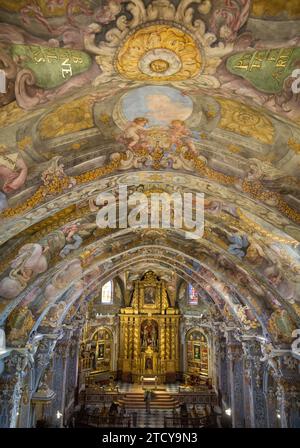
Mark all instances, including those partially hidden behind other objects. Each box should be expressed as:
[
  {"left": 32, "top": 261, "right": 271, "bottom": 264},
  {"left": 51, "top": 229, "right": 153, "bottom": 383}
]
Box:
[{"left": 217, "top": 98, "right": 275, "bottom": 144}]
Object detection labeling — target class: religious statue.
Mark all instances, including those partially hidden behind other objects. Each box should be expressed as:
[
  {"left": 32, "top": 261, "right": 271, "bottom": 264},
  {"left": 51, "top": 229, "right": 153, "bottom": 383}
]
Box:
[
  {"left": 141, "top": 320, "right": 158, "bottom": 348},
  {"left": 145, "top": 358, "right": 153, "bottom": 370},
  {"left": 194, "top": 345, "right": 201, "bottom": 360}
]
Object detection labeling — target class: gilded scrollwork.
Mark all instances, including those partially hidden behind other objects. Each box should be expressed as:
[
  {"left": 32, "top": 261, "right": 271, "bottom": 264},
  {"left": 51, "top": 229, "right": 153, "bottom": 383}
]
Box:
[{"left": 94, "top": 0, "right": 234, "bottom": 87}]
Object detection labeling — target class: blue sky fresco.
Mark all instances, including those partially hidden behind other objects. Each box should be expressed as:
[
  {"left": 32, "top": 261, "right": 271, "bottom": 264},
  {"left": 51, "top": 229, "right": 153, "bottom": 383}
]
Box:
[{"left": 122, "top": 85, "right": 193, "bottom": 127}]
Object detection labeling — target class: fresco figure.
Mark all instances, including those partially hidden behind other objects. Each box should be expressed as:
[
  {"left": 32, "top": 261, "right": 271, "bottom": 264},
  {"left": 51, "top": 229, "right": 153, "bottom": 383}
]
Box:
[
  {"left": 0, "top": 243, "right": 49, "bottom": 300},
  {"left": 169, "top": 120, "right": 197, "bottom": 154},
  {"left": 119, "top": 117, "right": 149, "bottom": 149},
  {"left": 60, "top": 223, "right": 83, "bottom": 258},
  {"left": 227, "top": 234, "right": 249, "bottom": 259},
  {"left": 0, "top": 146, "right": 27, "bottom": 208},
  {"left": 44, "top": 258, "right": 82, "bottom": 305}
]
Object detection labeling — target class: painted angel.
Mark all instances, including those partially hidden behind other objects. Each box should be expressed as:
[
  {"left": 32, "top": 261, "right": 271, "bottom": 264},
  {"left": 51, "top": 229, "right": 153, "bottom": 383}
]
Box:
[
  {"left": 118, "top": 117, "right": 149, "bottom": 149},
  {"left": 168, "top": 120, "right": 197, "bottom": 154}
]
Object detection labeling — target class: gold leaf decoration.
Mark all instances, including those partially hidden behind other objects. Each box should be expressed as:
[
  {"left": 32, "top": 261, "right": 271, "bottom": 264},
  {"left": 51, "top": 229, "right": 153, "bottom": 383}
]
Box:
[
  {"left": 288, "top": 138, "right": 300, "bottom": 154},
  {"left": 38, "top": 96, "right": 94, "bottom": 140},
  {"left": 0, "top": 0, "right": 82, "bottom": 17},
  {"left": 251, "top": 0, "right": 300, "bottom": 19},
  {"left": 115, "top": 24, "right": 202, "bottom": 82},
  {"left": 227, "top": 144, "right": 242, "bottom": 154},
  {"left": 217, "top": 98, "right": 275, "bottom": 145},
  {"left": 0, "top": 101, "right": 31, "bottom": 128},
  {"left": 18, "top": 136, "right": 33, "bottom": 151}
]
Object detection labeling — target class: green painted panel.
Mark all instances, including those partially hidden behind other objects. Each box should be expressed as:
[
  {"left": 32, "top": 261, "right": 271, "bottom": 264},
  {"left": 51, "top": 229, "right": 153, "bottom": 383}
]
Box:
[
  {"left": 11, "top": 44, "right": 92, "bottom": 89},
  {"left": 226, "top": 48, "right": 300, "bottom": 94}
]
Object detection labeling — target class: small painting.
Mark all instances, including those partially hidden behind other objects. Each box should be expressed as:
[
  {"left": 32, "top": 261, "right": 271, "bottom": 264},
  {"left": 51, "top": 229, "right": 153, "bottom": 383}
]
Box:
[
  {"left": 97, "top": 343, "right": 105, "bottom": 359},
  {"left": 144, "top": 287, "right": 156, "bottom": 304},
  {"left": 194, "top": 345, "right": 201, "bottom": 360}
]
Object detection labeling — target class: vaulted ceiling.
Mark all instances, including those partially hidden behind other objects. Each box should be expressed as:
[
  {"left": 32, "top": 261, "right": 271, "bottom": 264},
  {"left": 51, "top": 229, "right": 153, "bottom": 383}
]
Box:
[{"left": 0, "top": 0, "right": 300, "bottom": 350}]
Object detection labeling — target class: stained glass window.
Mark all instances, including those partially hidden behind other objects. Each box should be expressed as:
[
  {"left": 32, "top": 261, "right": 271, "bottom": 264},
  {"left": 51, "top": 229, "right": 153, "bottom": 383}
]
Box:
[
  {"left": 101, "top": 281, "right": 113, "bottom": 304},
  {"left": 188, "top": 284, "right": 198, "bottom": 305}
]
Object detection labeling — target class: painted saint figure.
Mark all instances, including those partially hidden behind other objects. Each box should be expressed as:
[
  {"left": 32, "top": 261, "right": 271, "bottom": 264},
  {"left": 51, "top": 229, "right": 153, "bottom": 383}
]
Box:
[{"left": 60, "top": 222, "right": 83, "bottom": 258}]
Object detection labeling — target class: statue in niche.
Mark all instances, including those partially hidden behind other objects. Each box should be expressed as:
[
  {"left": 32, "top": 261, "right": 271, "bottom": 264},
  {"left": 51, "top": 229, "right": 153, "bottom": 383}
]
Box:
[
  {"left": 145, "top": 358, "right": 153, "bottom": 370},
  {"left": 90, "top": 351, "right": 96, "bottom": 370},
  {"left": 98, "top": 343, "right": 104, "bottom": 359},
  {"left": 141, "top": 320, "right": 158, "bottom": 348},
  {"left": 194, "top": 345, "right": 201, "bottom": 360}
]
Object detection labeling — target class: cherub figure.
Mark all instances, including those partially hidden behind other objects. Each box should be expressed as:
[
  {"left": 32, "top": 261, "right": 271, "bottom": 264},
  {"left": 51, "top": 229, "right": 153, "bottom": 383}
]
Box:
[
  {"left": 168, "top": 120, "right": 197, "bottom": 154},
  {"left": 119, "top": 117, "right": 149, "bottom": 149}
]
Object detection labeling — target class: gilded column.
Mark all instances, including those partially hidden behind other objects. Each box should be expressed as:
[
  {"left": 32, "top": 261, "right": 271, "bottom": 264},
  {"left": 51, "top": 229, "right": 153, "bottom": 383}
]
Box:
[
  {"left": 175, "top": 319, "right": 180, "bottom": 370},
  {"left": 160, "top": 318, "right": 165, "bottom": 375},
  {"left": 119, "top": 319, "right": 123, "bottom": 362},
  {"left": 133, "top": 317, "right": 139, "bottom": 365},
  {"left": 124, "top": 318, "right": 129, "bottom": 359},
  {"left": 128, "top": 318, "right": 133, "bottom": 361},
  {"left": 171, "top": 319, "right": 175, "bottom": 360},
  {"left": 166, "top": 319, "right": 171, "bottom": 360}
]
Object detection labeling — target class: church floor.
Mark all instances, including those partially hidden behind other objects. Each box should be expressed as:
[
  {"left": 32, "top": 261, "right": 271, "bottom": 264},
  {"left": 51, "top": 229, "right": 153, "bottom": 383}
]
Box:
[
  {"left": 128, "top": 409, "right": 175, "bottom": 428},
  {"left": 79, "top": 382, "right": 215, "bottom": 428},
  {"left": 116, "top": 382, "right": 180, "bottom": 393}
]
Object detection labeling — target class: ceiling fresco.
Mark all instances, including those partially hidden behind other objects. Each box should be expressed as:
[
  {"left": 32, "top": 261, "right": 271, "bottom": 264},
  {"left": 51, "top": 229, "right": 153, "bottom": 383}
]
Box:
[
  {"left": 251, "top": 1, "right": 300, "bottom": 20},
  {"left": 0, "top": 0, "right": 299, "bottom": 384}
]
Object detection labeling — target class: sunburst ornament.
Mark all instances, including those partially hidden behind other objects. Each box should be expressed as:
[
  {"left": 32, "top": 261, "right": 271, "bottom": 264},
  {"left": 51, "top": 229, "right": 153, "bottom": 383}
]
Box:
[
  {"left": 115, "top": 24, "right": 202, "bottom": 81},
  {"left": 93, "top": 0, "right": 234, "bottom": 88}
]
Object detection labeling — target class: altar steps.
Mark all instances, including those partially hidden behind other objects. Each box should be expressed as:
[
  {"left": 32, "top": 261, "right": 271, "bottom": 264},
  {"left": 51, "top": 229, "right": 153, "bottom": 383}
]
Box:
[{"left": 118, "top": 391, "right": 179, "bottom": 410}]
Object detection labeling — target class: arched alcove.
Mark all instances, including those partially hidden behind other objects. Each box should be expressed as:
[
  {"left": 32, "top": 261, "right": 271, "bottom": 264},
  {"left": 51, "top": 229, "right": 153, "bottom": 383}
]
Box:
[{"left": 185, "top": 328, "right": 210, "bottom": 384}]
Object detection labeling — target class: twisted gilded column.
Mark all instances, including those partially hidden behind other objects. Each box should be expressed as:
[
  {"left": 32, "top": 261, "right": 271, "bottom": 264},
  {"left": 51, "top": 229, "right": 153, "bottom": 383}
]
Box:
[
  {"left": 124, "top": 318, "right": 129, "bottom": 359},
  {"left": 133, "top": 317, "right": 140, "bottom": 368},
  {"left": 166, "top": 319, "right": 171, "bottom": 360},
  {"left": 171, "top": 321, "right": 175, "bottom": 360},
  {"left": 160, "top": 319, "right": 166, "bottom": 373}
]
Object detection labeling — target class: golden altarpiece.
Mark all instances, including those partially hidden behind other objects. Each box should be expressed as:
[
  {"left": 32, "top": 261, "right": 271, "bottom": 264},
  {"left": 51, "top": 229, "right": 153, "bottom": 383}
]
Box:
[{"left": 118, "top": 272, "right": 180, "bottom": 383}]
